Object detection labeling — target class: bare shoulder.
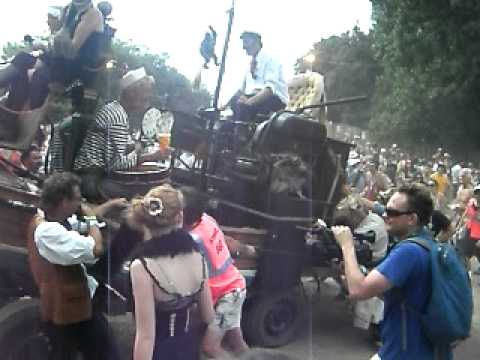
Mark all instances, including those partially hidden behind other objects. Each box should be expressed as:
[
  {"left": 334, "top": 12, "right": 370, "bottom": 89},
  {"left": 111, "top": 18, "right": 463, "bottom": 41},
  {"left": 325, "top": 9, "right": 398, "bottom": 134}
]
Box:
[{"left": 130, "top": 258, "right": 147, "bottom": 276}]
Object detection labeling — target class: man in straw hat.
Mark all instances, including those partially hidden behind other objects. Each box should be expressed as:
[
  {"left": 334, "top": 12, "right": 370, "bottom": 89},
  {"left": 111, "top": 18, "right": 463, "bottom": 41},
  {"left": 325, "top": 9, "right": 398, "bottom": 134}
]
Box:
[{"left": 74, "top": 67, "right": 168, "bottom": 202}]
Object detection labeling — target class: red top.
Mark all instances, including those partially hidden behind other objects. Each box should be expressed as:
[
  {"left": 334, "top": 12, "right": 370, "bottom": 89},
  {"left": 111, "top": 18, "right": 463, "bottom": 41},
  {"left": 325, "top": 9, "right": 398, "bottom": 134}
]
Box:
[{"left": 466, "top": 198, "right": 480, "bottom": 240}]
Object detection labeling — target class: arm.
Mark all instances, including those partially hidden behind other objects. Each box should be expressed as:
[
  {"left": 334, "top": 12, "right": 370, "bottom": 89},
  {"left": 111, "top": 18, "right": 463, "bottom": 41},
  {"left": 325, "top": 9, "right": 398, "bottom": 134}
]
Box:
[
  {"left": 71, "top": 7, "right": 103, "bottom": 52},
  {"left": 91, "top": 198, "right": 128, "bottom": 218},
  {"left": 332, "top": 226, "right": 392, "bottom": 300},
  {"left": 34, "top": 222, "right": 101, "bottom": 265},
  {"left": 131, "top": 259, "right": 156, "bottom": 360},
  {"left": 198, "top": 279, "right": 215, "bottom": 325},
  {"left": 225, "top": 235, "right": 257, "bottom": 259},
  {"left": 245, "top": 87, "right": 273, "bottom": 107}
]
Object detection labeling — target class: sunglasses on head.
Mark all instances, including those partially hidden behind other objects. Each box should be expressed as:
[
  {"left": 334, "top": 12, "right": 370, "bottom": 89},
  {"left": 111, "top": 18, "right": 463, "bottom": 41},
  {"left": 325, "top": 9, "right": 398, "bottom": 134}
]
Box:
[{"left": 384, "top": 208, "right": 414, "bottom": 217}]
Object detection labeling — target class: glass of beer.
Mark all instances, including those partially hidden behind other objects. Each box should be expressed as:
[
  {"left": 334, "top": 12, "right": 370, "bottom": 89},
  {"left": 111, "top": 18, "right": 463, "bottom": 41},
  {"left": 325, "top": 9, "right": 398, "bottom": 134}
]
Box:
[{"left": 157, "top": 133, "right": 171, "bottom": 151}]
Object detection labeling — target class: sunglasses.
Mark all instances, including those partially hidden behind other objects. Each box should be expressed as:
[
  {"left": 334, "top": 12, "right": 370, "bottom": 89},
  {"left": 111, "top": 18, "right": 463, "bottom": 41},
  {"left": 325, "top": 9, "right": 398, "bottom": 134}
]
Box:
[{"left": 384, "top": 208, "right": 414, "bottom": 217}]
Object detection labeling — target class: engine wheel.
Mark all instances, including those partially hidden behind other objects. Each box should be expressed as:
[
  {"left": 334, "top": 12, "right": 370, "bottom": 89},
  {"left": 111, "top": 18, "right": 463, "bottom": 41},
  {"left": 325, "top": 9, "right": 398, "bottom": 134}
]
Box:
[
  {"left": 242, "top": 289, "right": 305, "bottom": 347},
  {"left": 0, "top": 298, "right": 51, "bottom": 360}
]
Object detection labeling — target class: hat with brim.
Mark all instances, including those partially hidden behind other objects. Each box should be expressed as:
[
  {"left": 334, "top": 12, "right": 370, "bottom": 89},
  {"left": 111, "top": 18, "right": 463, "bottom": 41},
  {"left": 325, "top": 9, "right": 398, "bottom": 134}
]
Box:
[
  {"left": 120, "top": 67, "right": 149, "bottom": 91},
  {"left": 48, "top": 6, "right": 63, "bottom": 19},
  {"left": 240, "top": 31, "right": 261, "bottom": 41}
]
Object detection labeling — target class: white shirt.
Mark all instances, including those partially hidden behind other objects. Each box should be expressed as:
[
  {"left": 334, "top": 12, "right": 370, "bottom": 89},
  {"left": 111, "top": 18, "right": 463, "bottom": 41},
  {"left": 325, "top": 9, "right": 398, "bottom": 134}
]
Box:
[
  {"left": 355, "top": 212, "right": 389, "bottom": 262},
  {"left": 241, "top": 49, "right": 289, "bottom": 105},
  {"left": 34, "top": 219, "right": 99, "bottom": 298},
  {"left": 451, "top": 164, "right": 462, "bottom": 184}
]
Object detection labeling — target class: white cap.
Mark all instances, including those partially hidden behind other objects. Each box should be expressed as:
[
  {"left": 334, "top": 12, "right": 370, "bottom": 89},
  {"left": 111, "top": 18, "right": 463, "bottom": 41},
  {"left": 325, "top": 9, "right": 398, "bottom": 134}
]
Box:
[
  {"left": 120, "top": 67, "right": 149, "bottom": 91},
  {"left": 474, "top": 184, "right": 480, "bottom": 193},
  {"left": 48, "top": 6, "right": 63, "bottom": 19},
  {"left": 348, "top": 158, "right": 361, "bottom": 167}
]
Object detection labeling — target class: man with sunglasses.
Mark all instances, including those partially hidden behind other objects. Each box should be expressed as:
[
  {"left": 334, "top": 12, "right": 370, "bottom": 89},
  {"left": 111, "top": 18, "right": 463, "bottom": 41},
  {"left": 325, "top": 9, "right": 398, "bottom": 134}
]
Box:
[{"left": 333, "top": 185, "right": 441, "bottom": 360}]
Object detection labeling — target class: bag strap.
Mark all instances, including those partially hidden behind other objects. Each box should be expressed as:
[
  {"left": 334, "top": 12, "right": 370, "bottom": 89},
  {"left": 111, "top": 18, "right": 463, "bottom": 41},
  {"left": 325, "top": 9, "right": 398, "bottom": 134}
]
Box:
[
  {"left": 403, "top": 237, "right": 432, "bottom": 252},
  {"left": 393, "top": 236, "right": 433, "bottom": 353}
]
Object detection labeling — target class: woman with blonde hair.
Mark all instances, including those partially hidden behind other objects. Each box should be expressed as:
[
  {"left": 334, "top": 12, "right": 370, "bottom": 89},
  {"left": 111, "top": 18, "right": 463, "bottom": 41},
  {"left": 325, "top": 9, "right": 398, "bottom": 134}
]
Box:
[{"left": 127, "top": 184, "right": 216, "bottom": 360}]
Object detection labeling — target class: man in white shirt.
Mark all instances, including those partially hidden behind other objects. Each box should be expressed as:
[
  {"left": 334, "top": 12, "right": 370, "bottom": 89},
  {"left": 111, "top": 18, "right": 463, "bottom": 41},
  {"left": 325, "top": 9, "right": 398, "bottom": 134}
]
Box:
[
  {"left": 228, "top": 31, "right": 289, "bottom": 122},
  {"left": 31, "top": 172, "right": 119, "bottom": 359}
]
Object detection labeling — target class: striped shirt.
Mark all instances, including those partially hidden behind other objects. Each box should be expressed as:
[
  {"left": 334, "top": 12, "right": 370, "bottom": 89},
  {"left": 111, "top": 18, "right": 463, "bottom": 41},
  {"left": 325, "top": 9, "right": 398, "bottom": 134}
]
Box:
[{"left": 74, "top": 101, "right": 138, "bottom": 172}]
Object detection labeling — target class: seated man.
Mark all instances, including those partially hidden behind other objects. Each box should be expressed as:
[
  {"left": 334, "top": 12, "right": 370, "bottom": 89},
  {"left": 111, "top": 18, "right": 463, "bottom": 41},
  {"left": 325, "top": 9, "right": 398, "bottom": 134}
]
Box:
[
  {"left": 74, "top": 67, "right": 167, "bottom": 201},
  {"left": 227, "top": 31, "right": 288, "bottom": 123},
  {"left": 0, "top": 1, "right": 111, "bottom": 113},
  {"left": 0, "top": 6, "right": 62, "bottom": 112}
]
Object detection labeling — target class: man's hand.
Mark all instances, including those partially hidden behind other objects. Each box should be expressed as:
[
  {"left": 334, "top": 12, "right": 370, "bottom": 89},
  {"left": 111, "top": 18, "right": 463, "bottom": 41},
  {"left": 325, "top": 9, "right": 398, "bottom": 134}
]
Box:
[
  {"left": 332, "top": 226, "right": 355, "bottom": 250},
  {"left": 80, "top": 202, "right": 96, "bottom": 217}
]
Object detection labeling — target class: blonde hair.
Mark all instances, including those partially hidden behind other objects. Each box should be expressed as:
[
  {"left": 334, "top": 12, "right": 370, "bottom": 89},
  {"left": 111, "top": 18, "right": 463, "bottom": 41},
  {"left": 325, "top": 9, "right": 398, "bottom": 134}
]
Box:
[{"left": 131, "top": 184, "right": 183, "bottom": 231}]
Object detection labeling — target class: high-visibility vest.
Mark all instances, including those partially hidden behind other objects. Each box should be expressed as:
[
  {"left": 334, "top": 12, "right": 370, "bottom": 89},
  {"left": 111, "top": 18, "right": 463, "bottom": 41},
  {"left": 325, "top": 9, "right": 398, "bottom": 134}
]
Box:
[{"left": 191, "top": 214, "right": 246, "bottom": 304}]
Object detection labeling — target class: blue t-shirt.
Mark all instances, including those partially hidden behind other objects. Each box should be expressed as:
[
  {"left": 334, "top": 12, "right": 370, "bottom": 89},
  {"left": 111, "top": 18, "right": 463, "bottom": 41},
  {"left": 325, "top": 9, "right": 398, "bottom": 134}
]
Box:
[{"left": 376, "top": 235, "right": 433, "bottom": 360}]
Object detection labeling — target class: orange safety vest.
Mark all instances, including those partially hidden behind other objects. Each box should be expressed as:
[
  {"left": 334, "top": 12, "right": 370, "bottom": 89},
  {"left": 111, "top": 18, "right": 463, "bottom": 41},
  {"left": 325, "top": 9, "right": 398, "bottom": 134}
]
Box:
[{"left": 191, "top": 214, "right": 246, "bottom": 304}]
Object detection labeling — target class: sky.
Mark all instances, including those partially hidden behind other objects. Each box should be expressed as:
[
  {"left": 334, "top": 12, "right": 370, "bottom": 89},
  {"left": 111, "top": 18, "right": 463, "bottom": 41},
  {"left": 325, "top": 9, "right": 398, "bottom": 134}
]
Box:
[{"left": 0, "top": 0, "right": 372, "bottom": 101}]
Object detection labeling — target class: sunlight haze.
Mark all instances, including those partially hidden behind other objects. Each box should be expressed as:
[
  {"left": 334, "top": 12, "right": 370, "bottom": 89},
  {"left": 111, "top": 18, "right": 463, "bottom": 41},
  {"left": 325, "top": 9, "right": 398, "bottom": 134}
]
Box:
[{"left": 0, "top": 0, "right": 372, "bottom": 102}]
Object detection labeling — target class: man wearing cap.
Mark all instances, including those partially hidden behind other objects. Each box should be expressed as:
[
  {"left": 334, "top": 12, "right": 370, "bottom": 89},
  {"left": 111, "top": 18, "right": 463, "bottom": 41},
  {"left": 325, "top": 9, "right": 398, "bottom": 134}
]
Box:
[
  {"left": 74, "top": 67, "right": 167, "bottom": 201},
  {"left": 226, "top": 31, "right": 288, "bottom": 122}
]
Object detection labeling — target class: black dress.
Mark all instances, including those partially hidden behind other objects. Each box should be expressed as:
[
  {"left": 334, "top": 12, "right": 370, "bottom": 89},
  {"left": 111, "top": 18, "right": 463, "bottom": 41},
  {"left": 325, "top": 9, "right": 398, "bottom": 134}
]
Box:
[{"left": 130, "top": 230, "right": 206, "bottom": 360}]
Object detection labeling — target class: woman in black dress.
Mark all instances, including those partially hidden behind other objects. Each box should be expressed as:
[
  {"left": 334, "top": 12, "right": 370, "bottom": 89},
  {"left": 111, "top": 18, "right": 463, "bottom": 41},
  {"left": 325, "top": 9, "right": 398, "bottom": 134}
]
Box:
[{"left": 127, "top": 184, "right": 216, "bottom": 360}]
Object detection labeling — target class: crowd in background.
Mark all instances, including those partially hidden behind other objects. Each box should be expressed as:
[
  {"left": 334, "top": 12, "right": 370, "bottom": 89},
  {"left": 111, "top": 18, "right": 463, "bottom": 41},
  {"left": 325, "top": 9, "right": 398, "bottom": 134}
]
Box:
[{"left": 346, "top": 142, "right": 479, "bottom": 220}]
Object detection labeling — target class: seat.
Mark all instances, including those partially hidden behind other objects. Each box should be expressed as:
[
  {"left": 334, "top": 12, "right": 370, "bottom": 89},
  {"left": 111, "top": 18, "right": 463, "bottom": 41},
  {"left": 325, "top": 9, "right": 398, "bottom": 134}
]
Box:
[{"left": 287, "top": 72, "right": 327, "bottom": 122}]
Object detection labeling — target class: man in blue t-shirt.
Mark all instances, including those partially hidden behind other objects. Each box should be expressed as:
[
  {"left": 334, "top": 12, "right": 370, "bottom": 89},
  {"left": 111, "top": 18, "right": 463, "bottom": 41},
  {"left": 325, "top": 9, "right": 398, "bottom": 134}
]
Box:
[{"left": 333, "top": 185, "right": 439, "bottom": 360}]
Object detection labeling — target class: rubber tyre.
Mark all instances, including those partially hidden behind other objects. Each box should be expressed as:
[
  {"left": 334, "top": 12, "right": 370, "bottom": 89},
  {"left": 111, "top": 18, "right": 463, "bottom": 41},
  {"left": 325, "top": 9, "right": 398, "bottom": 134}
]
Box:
[
  {"left": 242, "top": 289, "right": 305, "bottom": 348},
  {"left": 0, "top": 298, "right": 51, "bottom": 360}
]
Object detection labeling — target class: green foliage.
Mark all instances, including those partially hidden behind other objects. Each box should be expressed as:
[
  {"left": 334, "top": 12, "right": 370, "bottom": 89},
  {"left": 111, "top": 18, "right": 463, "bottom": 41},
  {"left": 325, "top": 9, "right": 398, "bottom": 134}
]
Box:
[
  {"left": 370, "top": 0, "right": 480, "bottom": 153},
  {"left": 99, "top": 40, "right": 211, "bottom": 113},
  {"left": 298, "top": 26, "right": 380, "bottom": 128}
]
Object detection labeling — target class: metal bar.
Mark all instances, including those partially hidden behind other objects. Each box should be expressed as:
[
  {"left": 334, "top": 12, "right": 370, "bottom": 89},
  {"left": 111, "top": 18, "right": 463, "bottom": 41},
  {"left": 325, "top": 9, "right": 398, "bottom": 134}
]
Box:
[
  {"left": 216, "top": 197, "right": 331, "bottom": 223},
  {"left": 296, "top": 95, "right": 367, "bottom": 113}
]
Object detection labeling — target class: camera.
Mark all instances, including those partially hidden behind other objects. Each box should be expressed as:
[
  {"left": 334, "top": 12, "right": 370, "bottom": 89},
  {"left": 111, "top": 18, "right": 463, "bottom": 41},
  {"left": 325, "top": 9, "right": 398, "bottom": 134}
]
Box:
[{"left": 307, "top": 226, "right": 374, "bottom": 267}]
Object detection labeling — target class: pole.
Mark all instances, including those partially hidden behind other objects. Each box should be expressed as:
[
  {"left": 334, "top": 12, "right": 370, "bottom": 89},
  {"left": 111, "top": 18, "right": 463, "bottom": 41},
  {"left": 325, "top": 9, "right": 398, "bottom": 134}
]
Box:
[
  {"left": 200, "top": 0, "right": 235, "bottom": 190},
  {"left": 213, "top": 0, "right": 235, "bottom": 110}
]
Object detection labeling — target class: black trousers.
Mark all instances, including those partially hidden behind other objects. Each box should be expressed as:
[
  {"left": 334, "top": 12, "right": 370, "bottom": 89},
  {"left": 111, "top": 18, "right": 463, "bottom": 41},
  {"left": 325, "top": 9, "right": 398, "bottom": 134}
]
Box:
[
  {"left": 230, "top": 91, "right": 285, "bottom": 123},
  {"left": 43, "top": 292, "right": 120, "bottom": 360}
]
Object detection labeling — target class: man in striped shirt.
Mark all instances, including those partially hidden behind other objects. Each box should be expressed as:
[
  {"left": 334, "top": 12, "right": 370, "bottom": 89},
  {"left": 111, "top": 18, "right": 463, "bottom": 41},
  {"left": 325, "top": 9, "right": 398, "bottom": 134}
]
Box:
[{"left": 74, "top": 67, "right": 168, "bottom": 201}]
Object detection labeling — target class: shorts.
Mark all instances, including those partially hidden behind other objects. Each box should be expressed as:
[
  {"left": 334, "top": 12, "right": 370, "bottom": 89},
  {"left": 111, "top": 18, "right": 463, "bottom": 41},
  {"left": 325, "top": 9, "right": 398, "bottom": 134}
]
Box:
[{"left": 214, "top": 288, "right": 246, "bottom": 331}]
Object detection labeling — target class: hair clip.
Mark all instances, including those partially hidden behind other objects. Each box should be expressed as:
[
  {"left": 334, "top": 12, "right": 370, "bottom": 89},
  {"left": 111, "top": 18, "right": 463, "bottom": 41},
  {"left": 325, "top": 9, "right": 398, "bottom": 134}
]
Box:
[{"left": 143, "top": 197, "right": 164, "bottom": 217}]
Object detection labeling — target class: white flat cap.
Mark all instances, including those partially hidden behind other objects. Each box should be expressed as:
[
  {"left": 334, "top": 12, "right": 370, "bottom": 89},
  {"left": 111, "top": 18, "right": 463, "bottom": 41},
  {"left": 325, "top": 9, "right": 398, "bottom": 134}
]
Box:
[
  {"left": 120, "top": 67, "right": 149, "bottom": 91},
  {"left": 48, "top": 6, "right": 63, "bottom": 19}
]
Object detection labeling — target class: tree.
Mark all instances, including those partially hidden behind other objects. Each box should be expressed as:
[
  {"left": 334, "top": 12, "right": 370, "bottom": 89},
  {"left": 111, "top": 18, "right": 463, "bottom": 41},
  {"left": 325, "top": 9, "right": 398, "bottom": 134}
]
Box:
[
  {"left": 370, "top": 0, "right": 480, "bottom": 154},
  {"left": 297, "top": 26, "right": 380, "bottom": 129}
]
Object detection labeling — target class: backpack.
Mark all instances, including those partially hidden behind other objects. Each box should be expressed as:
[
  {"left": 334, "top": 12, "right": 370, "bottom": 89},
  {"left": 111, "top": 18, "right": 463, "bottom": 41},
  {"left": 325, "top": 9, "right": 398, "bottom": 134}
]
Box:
[{"left": 403, "top": 237, "right": 473, "bottom": 356}]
